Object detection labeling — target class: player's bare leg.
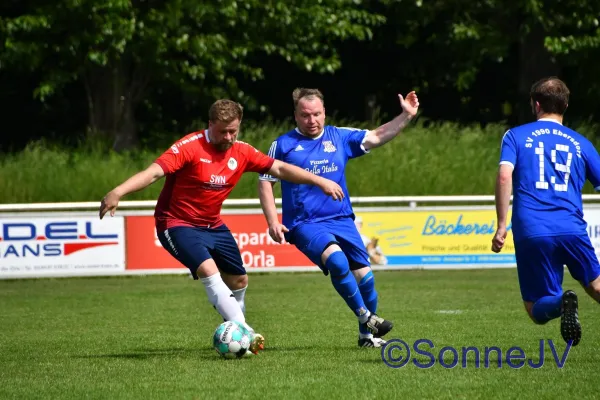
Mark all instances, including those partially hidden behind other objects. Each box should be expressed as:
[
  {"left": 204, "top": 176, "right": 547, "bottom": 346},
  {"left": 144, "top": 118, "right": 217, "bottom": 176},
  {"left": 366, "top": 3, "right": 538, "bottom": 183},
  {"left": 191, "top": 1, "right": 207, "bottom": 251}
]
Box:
[
  {"left": 523, "top": 301, "right": 537, "bottom": 323},
  {"left": 582, "top": 275, "right": 600, "bottom": 303}
]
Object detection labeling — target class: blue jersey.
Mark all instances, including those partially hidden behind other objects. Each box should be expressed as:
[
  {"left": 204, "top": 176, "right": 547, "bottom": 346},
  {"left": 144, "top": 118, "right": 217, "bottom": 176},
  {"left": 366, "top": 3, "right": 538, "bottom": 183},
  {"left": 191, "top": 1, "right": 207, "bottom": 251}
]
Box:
[
  {"left": 259, "top": 125, "right": 370, "bottom": 232},
  {"left": 500, "top": 119, "right": 600, "bottom": 242}
]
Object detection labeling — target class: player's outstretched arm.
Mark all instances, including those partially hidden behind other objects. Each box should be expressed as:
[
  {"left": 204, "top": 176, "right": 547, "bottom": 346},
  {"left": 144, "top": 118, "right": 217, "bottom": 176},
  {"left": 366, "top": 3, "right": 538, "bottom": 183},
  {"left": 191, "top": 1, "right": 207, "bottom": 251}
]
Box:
[
  {"left": 99, "top": 163, "right": 165, "bottom": 219},
  {"left": 258, "top": 180, "right": 288, "bottom": 243},
  {"left": 491, "top": 164, "right": 513, "bottom": 253},
  {"left": 362, "top": 91, "right": 419, "bottom": 150},
  {"left": 266, "top": 160, "right": 344, "bottom": 201}
]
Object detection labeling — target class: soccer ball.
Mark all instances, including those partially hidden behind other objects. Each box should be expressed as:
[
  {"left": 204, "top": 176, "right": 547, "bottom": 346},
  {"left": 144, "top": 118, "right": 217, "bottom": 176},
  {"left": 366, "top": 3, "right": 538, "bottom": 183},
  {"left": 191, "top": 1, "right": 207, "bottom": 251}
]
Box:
[{"left": 213, "top": 321, "right": 252, "bottom": 359}]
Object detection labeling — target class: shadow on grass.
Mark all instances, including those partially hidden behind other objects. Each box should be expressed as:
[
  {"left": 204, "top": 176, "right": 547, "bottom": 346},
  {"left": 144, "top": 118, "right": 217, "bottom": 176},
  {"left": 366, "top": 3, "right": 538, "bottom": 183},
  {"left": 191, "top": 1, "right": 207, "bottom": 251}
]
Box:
[
  {"left": 74, "top": 347, "right": 212, "bottom": 360},
  {"left": 73, "top": 344, "right": 338, "bottom": 361}
]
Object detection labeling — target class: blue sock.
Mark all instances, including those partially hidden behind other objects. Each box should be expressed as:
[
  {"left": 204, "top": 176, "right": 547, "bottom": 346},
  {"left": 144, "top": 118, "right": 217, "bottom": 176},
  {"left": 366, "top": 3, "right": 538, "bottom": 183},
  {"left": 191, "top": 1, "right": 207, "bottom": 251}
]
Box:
[
  {"left": 325, "top": 252, "right": 369, "bottom": 319},
  {"left": 358, "top": 270, "right": 378, "bottom": 335},
  {"left": 532, "top": 295, "right": 562, "bottom": 324}
]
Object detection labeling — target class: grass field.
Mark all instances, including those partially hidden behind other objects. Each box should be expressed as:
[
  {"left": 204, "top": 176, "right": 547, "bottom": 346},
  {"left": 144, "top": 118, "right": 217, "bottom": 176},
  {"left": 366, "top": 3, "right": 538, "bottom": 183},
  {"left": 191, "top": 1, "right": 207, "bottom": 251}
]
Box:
[{"left": 1, "top": 269, "right": 599, "bottom": 399}]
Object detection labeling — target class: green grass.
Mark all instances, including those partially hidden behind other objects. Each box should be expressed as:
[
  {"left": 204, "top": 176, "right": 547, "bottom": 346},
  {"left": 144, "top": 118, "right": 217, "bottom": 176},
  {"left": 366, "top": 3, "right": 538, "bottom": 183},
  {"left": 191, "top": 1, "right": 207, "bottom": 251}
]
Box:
[
  {"left": 3, "top": 121, "right": 600, "bottom": 204},
  {"left": 1, "top": 269, "right": 598, "bottom": 399}
]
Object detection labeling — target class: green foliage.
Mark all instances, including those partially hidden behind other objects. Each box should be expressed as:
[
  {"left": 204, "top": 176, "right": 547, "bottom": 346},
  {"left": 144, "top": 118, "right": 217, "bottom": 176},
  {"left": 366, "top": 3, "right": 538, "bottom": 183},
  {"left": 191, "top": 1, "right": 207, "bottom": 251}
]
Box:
[
  {"left": 541, "top": 2, "right": 600, "bottom": 54},
  {"left": 374, "top": 0, "right": 600, "bottom": 93},
  {"left": 0, "top": 0, "right": 385, "bottom": 107},
  {"left": 3, "top": 121, "right": 600, "bottom": 204}
]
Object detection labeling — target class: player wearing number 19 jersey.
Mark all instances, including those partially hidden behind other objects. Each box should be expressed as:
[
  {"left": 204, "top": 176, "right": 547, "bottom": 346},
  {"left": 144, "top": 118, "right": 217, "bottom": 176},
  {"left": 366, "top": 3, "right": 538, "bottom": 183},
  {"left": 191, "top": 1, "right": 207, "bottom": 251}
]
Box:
[{"left": 492, "top": 77, "right": 600, "bottom": 346}]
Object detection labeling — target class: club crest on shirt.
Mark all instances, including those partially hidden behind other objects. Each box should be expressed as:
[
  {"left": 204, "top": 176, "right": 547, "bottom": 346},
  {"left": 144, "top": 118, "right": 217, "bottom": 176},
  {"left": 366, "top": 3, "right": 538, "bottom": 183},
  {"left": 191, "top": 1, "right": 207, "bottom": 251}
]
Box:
[
  {"left": 228, "top": 157, "right": 238, "bottom": 170},
  {"left": 323, "top": 141, "right": 336, "bottom": 153}
]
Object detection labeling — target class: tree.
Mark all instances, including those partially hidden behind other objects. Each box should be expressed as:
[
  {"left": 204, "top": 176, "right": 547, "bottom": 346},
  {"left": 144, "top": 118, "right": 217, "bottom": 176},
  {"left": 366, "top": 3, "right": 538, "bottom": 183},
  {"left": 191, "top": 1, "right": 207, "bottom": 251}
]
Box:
[
  {"left": 0, "top": 0, "right": 385, "bottom": 151},
  {"left": 360, "top": 0, "right": 600, "bottom": 124}
]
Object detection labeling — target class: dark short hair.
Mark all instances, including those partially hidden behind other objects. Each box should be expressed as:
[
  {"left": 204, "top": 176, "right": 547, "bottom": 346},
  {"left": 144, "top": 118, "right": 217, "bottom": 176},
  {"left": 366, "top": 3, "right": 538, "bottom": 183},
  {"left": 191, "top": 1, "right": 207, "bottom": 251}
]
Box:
[
  {"left": 292, "top": 88, "right": 324, "bottom": 109},
  {"left": 208, "top": 99, "right": 243, "bottom": 123},
  {"left": 530, "top": 77, "right": 570, "bottom": 115}
]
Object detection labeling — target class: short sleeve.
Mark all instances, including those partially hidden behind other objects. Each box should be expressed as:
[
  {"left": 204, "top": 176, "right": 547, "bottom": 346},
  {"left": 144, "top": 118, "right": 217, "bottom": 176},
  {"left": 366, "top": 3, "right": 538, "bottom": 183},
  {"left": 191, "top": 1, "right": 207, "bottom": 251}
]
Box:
[
  {"left": 584, "top": 141, "right": 600, "bottom": 190},
  {"left": 499, "top": 129, "right": 517, "bottom": 169},
  {"left": 338, "top": 127, "right": 370, "bottom": 159},
  {"left": 259, "top": 140, "right": 282, "bottom": 182},
  {"left": 243, "top": 143, "right": 275, "bottom": 174},
  {"left": 154, "top": 135, "right": 199, "bottom": 174}
]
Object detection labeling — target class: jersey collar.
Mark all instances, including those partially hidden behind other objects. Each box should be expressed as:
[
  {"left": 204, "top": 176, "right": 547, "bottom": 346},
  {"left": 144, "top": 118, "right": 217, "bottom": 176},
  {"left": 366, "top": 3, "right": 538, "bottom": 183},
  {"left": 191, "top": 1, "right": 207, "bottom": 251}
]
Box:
[
  {"left": 537, "top": 118, "right": 563, "bottom": 125},
  {"left": 295, "top": 127, "right": 325, "bottom": 140}
]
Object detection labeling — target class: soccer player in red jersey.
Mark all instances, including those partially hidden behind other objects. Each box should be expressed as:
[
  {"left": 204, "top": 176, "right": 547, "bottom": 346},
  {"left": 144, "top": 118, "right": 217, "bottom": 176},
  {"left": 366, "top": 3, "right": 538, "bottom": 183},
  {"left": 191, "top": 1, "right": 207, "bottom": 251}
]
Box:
[{"left": 99, "top": 99, "right": 344, "bottom": 355}]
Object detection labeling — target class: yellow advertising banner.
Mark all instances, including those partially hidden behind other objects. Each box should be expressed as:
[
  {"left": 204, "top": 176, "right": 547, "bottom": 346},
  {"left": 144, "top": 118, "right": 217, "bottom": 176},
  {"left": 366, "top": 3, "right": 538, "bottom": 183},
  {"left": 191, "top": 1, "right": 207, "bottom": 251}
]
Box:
[{"left": 354, "top": 209, "right": 515, "bottom": 266}]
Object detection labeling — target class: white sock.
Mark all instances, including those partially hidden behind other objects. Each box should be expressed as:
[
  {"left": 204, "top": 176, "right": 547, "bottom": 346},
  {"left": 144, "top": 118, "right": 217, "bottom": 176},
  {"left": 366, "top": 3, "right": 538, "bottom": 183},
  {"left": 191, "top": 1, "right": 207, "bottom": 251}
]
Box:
[
  {"left": 232, "top": 286, "right": 247, "bottom": 315},
  {"left": 200, "top": 273, "right": 245, "bottom": 323},
  {"left": 359, "top": 333, "right": 373, "bottom": 339},
  {"left": 358, "top": 310, "right": 371, "bottom": 324}
]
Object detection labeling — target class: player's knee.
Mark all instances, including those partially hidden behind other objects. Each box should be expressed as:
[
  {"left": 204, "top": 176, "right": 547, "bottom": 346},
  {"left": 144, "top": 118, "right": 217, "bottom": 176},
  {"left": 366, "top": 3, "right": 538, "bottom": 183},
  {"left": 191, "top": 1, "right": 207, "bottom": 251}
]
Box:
[
  {"left": 236, "top": 274, "right": 248, "bottom": 288},
  {"left": 588, "top": 276, "right": 600, "bottom": 293},
  {"left": 324, "top": 250, "right": 350, "bottom": 278},
  {"left": 524, "top": 301, "right": 546, "bottom": 325},
  {"left": 196, "top": 258, "right": 219, "bottom": 279},
  {"left": 221, "top": 273, "right": 248, "bottom": 290},
  {"left": 321, "top": 243, "right": 342, "bottom": 265},
  {"left": 584, "top": 275, "right": 600, "bottom": 303},
  {"left": 351, "top": 266, "right": 371, "bottom": 282},
  {"left": 358, "top": 270, "right": 377, "bottom": 297}
]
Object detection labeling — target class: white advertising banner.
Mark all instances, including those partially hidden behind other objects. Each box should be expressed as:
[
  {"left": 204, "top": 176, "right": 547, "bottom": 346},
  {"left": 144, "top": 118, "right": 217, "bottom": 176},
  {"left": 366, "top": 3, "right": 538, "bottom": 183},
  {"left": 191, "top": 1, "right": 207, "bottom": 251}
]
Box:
[
  {"left": 584, "top": 208, "right": 600, "bottom": 259},
  {"left": 0, "top": 216, "right": 125, "bottom": 278}
]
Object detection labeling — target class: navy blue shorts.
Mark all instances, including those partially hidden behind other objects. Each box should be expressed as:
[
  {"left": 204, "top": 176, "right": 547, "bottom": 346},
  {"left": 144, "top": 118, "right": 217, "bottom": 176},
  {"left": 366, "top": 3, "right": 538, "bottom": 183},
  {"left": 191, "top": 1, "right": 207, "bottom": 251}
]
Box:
[
  {"left": 515, "top": 233, "right": 600, "bottom": 302},
  {"left": 157, "top": 224, "right": 245, "bottom": 279},
  {"left": 286, "top": 216, "right": 370, "bottom": 273}
]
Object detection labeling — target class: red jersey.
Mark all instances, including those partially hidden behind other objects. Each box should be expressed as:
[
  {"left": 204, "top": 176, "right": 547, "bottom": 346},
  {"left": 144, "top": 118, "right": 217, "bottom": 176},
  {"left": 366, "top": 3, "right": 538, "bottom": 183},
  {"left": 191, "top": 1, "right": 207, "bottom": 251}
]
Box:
[{"left": 154, "top": 130, "right": 275, "bottom": 231}]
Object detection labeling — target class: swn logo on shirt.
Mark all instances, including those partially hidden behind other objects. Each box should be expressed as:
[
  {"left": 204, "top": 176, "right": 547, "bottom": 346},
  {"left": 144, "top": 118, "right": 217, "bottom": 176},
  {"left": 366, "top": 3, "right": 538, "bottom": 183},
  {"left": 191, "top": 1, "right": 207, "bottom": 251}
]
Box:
[{"left": 208, "top": 175, "right": 227, "bottom": 187}]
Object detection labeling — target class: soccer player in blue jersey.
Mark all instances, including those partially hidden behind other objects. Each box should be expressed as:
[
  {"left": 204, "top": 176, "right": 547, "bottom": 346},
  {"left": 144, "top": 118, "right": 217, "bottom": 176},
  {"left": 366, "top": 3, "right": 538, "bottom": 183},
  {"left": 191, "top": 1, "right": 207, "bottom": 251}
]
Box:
[
  {"left": 258, "top": 88, "right": 419, "bottom": 347},
  {"left": 492, "top": 77, "right": 600, "bottom": 346}
]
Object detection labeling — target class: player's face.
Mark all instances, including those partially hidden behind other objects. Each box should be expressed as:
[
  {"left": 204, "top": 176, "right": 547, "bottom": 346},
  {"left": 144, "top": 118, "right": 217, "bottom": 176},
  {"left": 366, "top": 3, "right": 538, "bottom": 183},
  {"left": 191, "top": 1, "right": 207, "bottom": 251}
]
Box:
[
  {"left": 208, "top": 119, "right": 240, "bottom": 151},
  {"left": 295, "top": 98, "right": 325, "bottom": 137}
]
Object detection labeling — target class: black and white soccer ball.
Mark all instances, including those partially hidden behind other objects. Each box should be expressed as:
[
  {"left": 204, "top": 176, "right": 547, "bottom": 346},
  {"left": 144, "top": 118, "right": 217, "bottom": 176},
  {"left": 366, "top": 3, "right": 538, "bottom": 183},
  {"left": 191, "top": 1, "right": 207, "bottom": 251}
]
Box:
[{"left": 213, "top": 321, "right": 252, "bottom": 359}]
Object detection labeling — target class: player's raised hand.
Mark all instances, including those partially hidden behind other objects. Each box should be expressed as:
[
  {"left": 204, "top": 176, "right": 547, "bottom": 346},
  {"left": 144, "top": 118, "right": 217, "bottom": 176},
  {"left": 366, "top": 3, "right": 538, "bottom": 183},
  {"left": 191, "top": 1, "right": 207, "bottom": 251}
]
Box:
[
  {"left": 491, "top": 226, "right": 507, "bottom": 253},
  {"left": 399, "top": 91, "right": 419, "bottom": 118},
  {"left": 268, "top": 223, "right": 289, "bottom": 244},
  {"left": 318, "top": 178, "right": 345, "bottom": 201},
  {"left": 99, "top": 191, "right": 121, "bottom": 219}
]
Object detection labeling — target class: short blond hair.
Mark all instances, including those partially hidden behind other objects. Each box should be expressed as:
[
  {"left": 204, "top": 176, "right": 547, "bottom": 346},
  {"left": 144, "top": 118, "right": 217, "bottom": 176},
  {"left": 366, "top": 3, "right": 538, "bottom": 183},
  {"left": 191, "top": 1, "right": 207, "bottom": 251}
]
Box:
[
  {"left": 208, "top": 99, "right": 243, "bottom": 123},
  {"left": 292, "top": 88, "right": 324, "bottom": 109}
]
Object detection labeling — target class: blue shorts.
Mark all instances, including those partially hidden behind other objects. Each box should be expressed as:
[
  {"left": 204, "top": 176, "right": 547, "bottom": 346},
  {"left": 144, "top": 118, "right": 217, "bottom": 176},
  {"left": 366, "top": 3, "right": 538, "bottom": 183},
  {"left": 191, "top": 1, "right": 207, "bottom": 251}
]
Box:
[
  {"left": 286, "top": 216, "right": 370, "bottom": 274},
  {"left": 157, "top": 224, "right": 245, "bottom": 279},
  {"left": 515, "top": 234, "right": 600, "bottom": 302}
]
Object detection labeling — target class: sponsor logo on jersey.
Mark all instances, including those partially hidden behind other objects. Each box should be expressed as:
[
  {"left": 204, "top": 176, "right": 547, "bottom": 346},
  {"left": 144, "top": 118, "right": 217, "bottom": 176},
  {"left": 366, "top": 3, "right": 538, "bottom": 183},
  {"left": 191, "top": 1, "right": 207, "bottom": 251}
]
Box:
[{"left": 323, "top": 141, "right": 336, "bottom": 153}]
